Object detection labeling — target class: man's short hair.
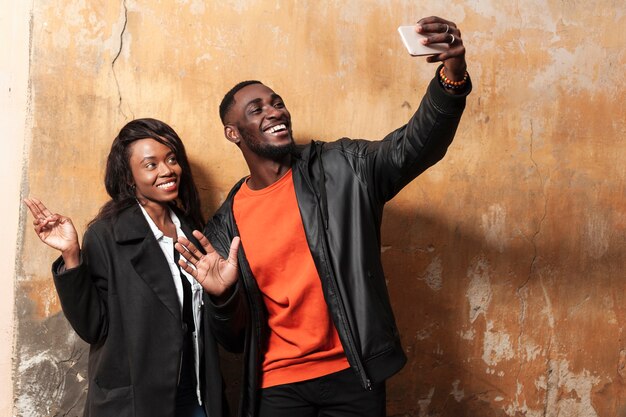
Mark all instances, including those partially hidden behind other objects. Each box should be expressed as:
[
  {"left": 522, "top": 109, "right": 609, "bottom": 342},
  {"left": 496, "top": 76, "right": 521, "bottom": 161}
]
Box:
[{"left": 219, "top": 80, "right": 263, "bottom": 124}]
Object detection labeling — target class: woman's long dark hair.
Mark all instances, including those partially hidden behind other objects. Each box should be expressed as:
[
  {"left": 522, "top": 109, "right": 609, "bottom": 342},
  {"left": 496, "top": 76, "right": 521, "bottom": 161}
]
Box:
[{"left": 90, "top": 118, "right": 204, "bottom": 229}]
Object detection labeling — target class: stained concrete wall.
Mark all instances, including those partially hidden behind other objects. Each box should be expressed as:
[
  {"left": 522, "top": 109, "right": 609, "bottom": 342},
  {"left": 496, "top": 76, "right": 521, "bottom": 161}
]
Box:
[{"left": 8, "top": 0, "right": 626, "bottom": 416}]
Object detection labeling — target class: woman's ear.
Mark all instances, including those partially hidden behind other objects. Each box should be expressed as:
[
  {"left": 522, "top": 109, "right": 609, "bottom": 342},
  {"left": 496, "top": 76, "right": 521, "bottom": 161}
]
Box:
[{"left": 224, "top": 125, "right": 240, "bottom": 144}]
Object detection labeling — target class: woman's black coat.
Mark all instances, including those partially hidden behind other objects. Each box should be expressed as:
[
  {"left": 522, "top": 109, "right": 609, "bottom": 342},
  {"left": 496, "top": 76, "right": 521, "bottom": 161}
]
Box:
[{"left": 52, "top": 204, "right": 226, "bottom": 417}]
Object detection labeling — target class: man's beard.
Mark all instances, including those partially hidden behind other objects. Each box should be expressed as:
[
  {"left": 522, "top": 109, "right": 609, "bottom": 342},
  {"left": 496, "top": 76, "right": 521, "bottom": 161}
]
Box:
[{"left": 241, "top": 130, "right": 295, "bottom": 160}]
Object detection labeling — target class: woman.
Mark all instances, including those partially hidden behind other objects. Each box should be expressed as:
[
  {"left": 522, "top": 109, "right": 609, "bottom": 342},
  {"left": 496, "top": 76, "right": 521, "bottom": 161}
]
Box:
[{"left": 25, "top": 118, "right": 228, "bottom": 417}]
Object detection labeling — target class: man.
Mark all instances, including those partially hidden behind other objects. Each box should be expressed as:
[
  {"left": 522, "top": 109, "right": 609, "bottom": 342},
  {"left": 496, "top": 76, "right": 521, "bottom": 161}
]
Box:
[{"left": 176, "top": 16, "right": 471, "bottom": 417}]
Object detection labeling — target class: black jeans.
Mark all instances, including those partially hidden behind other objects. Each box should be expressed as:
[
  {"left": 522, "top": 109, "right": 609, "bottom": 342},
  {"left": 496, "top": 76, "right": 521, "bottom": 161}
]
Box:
[{"left": 258, "top": 368, "right": 386, "bottom": 417}]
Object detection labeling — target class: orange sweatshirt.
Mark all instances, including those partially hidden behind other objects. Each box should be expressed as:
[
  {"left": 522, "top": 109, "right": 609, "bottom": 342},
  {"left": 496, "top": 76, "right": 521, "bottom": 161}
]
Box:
[{"left": 233, "top": 170, "right": 349, "bottom": 388}]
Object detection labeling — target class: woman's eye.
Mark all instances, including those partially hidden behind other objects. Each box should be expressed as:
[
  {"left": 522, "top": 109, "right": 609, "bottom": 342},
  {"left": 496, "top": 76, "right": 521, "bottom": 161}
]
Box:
[
  {"left": 145, "top": 162, "right": 156, "bottom": 169},
  {"left": 275, "top": 102, "right": 284, "bottom": 108},
  {"left": 168, "top": 156, "right": 178, "bottom": 164}
]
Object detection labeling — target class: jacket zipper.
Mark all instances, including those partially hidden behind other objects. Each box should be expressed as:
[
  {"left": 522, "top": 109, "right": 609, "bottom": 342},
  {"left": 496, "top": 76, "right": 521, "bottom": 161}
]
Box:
[
  {"left": 316, "top": 207, "right": 372, "bottom": 390},
  {"left": 177, "top": 349, "right": 183, "bottom": 386},
  {"left": 301, "top": 151, "right": 373, "bottom": 390}
]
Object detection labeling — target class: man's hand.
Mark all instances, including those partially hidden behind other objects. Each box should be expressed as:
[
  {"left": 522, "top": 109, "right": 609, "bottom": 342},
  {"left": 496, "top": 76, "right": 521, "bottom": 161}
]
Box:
[
  {"left": 24, "top": 197, "right": 81, "bottom": 268},
  {"left": 175, "top": 230, "right": 241, "bottom": 298},
  {"left": 416, "top": 16, "right": 467, "bottom": 82}
]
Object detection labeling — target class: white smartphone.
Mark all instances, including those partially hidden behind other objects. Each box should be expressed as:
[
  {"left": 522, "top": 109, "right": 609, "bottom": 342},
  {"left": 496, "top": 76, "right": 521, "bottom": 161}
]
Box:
[{"left": 397, "top": 25, "right": 449, "bottom": 56}]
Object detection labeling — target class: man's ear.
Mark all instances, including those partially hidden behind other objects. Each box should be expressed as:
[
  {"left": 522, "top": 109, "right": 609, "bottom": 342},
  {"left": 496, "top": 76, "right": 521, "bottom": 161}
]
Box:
[{"left": 224, "top": 125, "right": 240, "bottom": 144}]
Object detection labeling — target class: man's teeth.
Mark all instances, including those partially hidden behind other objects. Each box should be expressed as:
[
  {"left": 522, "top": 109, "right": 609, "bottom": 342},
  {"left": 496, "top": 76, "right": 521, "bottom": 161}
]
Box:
[
  {"left": 158, "top": 181, "right": 176, "bottom": 189},
  {"left": 267, "top": 124, "right": 286, "bottom": 134}
]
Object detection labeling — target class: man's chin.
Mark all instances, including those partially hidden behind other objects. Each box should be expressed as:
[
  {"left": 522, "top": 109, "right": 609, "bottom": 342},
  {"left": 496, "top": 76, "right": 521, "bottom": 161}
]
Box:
[
  {"left": 258, "top": 141, "right": 295, "bottom": 160},
  {"left": 241, "top": 131, "right": 295, "bottom": 160}
]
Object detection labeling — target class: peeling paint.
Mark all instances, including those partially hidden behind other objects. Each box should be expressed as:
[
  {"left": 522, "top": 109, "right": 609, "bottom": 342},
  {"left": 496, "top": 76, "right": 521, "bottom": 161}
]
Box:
[
  {"left": 545, "top": 359, "right": 600, "bottom": 417},
  {"left": 416, "top": 323, "right": 435, "bottom": 341},
  {"left": 15, "top": 312, "right": 87, "bottom": 417},
  {"left": 450, "top": 379, "right": 464, "bottom": 402},
  {"left": 503, "top": 381, "right": 543, "bottom": 417},
  {"left": 418, "top": 255, "right": 442, "bottom": 291},
  {"left": 482, "top": 320, "right": 515, "bottom": 367},
  {"left": 618, "top": 350, "right": 626, "bottom": 380},
  {"left": 481, "top": 204, "right": 507, "bottom": 252},
  {"left": 459, "top": 328, "right": 475, "bottom": 341},
  {"left": 522, "top": 340, "right": 543, "bottom": 362},
  {"left": 466, "top": 256, "right": 492, "bottom": 323},
  {"left": 417, "top": 387, "right": 435, "bottom": 417},
  {"left": 539, "top": 271, "right": 556, "bottom": 329}
]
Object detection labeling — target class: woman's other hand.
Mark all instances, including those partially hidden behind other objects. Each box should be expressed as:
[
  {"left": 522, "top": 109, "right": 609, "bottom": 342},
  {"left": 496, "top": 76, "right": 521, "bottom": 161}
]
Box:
[{"left": 175, "top": 231, "right": 240, "bottom": 300}]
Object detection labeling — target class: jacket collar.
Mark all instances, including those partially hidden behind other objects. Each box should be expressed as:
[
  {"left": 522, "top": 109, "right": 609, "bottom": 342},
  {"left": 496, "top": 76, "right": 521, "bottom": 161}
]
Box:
[{"left": 112, "top": 203, "right": 152, "bottom": 243}]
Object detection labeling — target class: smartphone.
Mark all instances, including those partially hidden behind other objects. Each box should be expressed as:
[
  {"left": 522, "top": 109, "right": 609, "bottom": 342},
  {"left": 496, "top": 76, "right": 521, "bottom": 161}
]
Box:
[{"left": 397, "top": 25, "right": 449, "bottom": 56}]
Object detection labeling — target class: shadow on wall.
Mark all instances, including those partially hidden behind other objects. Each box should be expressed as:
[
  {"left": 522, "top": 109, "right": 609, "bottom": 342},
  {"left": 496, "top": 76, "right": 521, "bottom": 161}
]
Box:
[
  {"left": 381, "top": 205, "right": 625, "bottom": 417},
  {"left": 383, "top": 204, "right": 519, "bottom": 417},
  {"left": 14, "top": 197, "right": 625, "bottom": 416}
]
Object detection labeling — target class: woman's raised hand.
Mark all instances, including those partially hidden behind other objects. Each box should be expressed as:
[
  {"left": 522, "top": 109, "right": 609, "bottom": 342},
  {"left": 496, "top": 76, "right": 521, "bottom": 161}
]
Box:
[
  {"left": 175, "top": 231, "right": 240, "bottom": 298},
  {"left": 24, "top": 197, "right": 80, "bottom": 268}
]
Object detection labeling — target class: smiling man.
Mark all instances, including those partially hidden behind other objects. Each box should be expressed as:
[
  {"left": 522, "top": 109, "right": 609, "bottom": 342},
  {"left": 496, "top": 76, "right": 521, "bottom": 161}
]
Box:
[
  {"left": 176, "top": 16, "right": 472, "bottom": 417},
  {"left": 222, "top": 82, "right": 296, "bottom": 189}
]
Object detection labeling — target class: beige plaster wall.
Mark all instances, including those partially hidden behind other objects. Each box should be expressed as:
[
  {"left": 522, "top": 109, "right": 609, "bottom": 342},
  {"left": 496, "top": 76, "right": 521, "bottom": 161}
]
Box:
[
  {"left": 1, "top": 0, "right": 31, "bottom": 415},
  {"left": 12, "top": 0, "right": 626, "bottom": 416}
]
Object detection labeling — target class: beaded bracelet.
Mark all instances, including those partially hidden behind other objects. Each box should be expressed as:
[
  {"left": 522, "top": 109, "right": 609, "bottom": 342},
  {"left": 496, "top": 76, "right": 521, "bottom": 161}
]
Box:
[{"left": 438, "top": 66, "right": 468, "bottom": 90}]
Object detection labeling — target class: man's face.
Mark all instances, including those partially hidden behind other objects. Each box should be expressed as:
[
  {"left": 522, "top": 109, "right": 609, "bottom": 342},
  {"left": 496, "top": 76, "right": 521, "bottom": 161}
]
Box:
[{"left": 226, "top": 83, "right": 294, "bottom": 160}]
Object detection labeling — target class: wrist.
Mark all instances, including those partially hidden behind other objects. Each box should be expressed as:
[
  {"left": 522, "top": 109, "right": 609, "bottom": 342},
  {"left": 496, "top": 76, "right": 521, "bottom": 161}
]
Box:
[
  {"left": 210, "top": 285, "right": 236, "bottom": 306},
  {"left": 438, "top": 65, "right": 469, "bottom": 92},
  {"left": 442, "top": 64, "right": 467, "bottom": 81},
  {"left": 61, "top": 244, "right": 81, "bottom": 269}
]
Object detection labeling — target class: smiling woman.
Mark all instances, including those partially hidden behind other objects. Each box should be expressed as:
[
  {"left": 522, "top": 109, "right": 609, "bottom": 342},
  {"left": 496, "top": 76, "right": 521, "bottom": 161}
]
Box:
[
  {"left": 94, "top": 119, "right": 203, "bottom": 230},
  {"left": 23, "top": 119, "right": 227, "bottom": 417},
  {"left": 128, "top": 138, "right": 184, "bottom": 237}
]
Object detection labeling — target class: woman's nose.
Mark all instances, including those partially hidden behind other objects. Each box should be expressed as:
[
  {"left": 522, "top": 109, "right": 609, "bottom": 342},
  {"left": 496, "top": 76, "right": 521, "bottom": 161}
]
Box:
[{"left": 159, "top": 163, "right": 174, "bottom": 176}]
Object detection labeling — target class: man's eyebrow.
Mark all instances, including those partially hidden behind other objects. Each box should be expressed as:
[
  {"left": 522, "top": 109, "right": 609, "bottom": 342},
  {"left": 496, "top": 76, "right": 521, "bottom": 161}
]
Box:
[
  {"left": 245, "top": 98, "right": 263, "bottom": 108},
  {"left": 244, "top": 94, "right": 283, "bottom": 109}
]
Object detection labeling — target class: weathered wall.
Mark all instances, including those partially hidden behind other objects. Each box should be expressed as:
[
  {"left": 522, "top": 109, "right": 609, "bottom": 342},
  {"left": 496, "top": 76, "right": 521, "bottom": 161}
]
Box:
[
  {"left": 12, "top": 0, "right": 626, "bottom": 416},
  {"left": 1, "top": 0, "right": 31, "bottom": 414}
]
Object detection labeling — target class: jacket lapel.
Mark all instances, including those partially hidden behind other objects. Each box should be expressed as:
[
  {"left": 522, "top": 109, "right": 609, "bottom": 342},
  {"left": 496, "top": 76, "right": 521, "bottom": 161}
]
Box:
[{"left": 114, "top": 204, "right": 181, "bottom": 323}]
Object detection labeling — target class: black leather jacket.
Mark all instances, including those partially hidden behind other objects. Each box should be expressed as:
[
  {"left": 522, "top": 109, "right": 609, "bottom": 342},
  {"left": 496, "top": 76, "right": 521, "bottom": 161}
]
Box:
[{"left": 204, "top": 74, "right": 470, "bottom": 417}]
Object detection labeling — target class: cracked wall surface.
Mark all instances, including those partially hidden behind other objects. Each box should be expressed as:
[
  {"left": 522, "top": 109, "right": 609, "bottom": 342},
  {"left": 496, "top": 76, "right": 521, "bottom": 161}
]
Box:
[{"left": 13, "top": 0, "right": 626, "bottom": 416}]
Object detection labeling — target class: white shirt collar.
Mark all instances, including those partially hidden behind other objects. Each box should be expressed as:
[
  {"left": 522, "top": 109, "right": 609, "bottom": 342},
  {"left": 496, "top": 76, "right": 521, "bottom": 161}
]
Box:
[{"left": 138, "top": 203, "right": 182, "bottom": 240}]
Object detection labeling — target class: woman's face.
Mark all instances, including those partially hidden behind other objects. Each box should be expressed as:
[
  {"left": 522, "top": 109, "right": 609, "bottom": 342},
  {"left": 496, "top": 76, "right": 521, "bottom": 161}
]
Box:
[{"left": 128, "top": 138, "right": 182, "bottom": 205}]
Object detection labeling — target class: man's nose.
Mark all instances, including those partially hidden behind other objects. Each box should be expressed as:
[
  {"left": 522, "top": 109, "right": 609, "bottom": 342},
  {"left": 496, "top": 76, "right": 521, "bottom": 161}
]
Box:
[{"left": 266, "top": 106, "right": 281, "bottom": 119}]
